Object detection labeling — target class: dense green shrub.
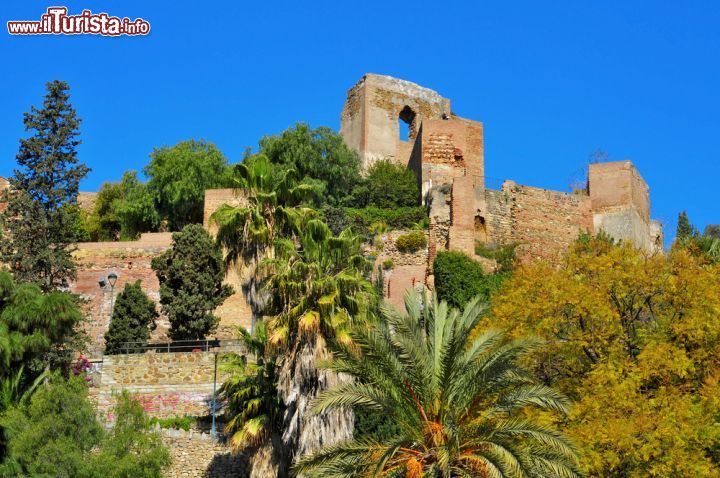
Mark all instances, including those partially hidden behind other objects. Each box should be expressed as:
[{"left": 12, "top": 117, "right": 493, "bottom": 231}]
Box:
[
  {"left": 395, "top": 231, "right": 427, "bottom": 253},
  {"left": 346, "top": 159, "right": 419, "bottom": 208},
  {"left": 323, "top": 206, "right": 428, "bottom": 237},
  {"left": 474, "top": 241, "right": 519, "bottom": 273},
  {"left": 149, "top": 416, "right": 196, "bottom": 431},
  {"left": 433, "top": 251, "right": 506, "bottom": 309},
  {"left": 382, "top": 259, "right": 394, "bottom": 270}
]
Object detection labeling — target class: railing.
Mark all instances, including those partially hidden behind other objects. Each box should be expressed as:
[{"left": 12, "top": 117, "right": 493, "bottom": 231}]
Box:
[{"left": 114, "top": 339, "right": 245, "bottom": 355}]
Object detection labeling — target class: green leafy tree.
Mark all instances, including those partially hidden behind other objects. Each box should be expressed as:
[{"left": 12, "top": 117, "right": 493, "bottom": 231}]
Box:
[
  {"left": 0, "top": 375, "right": 104, "bottom": 477},
  {"left": 84, "top": 180, "right": 124, "bottom": 241},
  {"left": 0, "top": 376, "right": 169, "bottom": 478},
  {"left": 104, "top": 281, "right": 158, "bottom": 354},
  {"left": 0, "top": 80, "right": 90, "bottom": 291},
  {"left": 294, "top": 293, "right": 580, "bottom": 477},
  {"left": 85, "top": 171, "right": 160, "bottom": 241},
  {"left": 346, "top": 159, "right": 419, "bottom": 208},
  {"left": 145, "top": 139, "right": 231, "bottom": 230},
  {"left": 257, "top": 220, "right": 376, "bottom": 474},
  {"left": 262, "top": 220, "right": 375, "bottom": 349},
  {"left": 220, "top": 322, "right": 283, "bottom": 453},
  {"left": 90, "top": 391, "right": 171, "bottom": 478},
  {"left": 433, "top": 251, "right": 506, "bottom": 309},
  {"left": 151, "top": 224, "right": 232, "bottom": 340},
  {"left": 257, "top": 123, "right": 361, "bottom": 205}
]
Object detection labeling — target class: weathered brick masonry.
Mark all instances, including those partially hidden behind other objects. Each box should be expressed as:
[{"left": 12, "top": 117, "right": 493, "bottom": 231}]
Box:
[{"left": 340, "top": 74, "right": 664, "bottom": 307}]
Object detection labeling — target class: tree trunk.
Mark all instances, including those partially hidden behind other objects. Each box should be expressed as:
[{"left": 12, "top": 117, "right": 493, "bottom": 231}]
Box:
[{"left": 276, "top": 335, "right": 354, "bottom": 476}]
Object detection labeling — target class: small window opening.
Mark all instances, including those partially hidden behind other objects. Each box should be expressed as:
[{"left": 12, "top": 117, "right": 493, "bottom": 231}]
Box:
[
  {"left": 475, "top": 215, "right": 488, "bottom": 243},
  {"left": 398, "top": 106, "right": 416, "bottom": 142}
]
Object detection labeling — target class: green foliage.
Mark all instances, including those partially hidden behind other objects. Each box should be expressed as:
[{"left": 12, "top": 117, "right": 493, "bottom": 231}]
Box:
[
  {"left": 84, "top": 181, "right": 124, "bottom": 241},
  {"left": 352, "top": 406, "right": 402, "bottom": 444},
  {"left": 0, "top": 80, "right": 90, "bottom": 291},
  {"left": 148, "top": 415, "right": 196, "bottom": 431},
  {"left": 104, "top": 281, "right": 158, "bottom": 354},
  {"left": 256, "top": 123, "right": 361, "bottom": 205},
  {"left": 323, "top": 206, "right": 428, "bottom": 237},
  {"left": 82, "top": 171, "right": 160, "bottom": 242},
  {"left": 673, "top": 213, "right": 720, "bottom": 264},
  {"left": 152, "top": 224, "right": 233, "bottom": 340},
  {"left": 394, "top": 230, "right": 427, "bottom": 252},
  {"left": 433, "top": 251, "right": 506, "bottom": 310},
  {"left": 220, "top": 322, "right": 283, "bottom": 452},
  {"left": 113, "top": 171, "right": 161, "bottom": 239},
  {"left": 381, "top": 259, "right": 394, "bottom": 270},
  {"left": 0, "top": 377, "right": 169, "bottom": 478},
  {"left": 475, "top": 241, "right": 518, "bottom": 273},
  {"left": 145, "top": 139, "right": 231, "bottom": 231},
  {"left": 0, "top": 375, "right": 103, "bottom": 477},
  {"left": 212, "top": 156, "right": 319, "bottom": 267},
  {"left": 262, "top": 220, "right": 376, "bottom": 349},
  {"left": 345, "top": 159, "right": 419, "bottom": 208},
  {"left": 676, "top": 210, "right": 698, "bottom": 241},
  {"left": 0, "top": 271, "right": 82, "bottom": 376},
  {"left": 706, "top": 224, "right": 720, "bottom": 239},
  {"left": 91, "top": 391, "right": 171, "bottom": 478},
  {"left": 294, "top": 293, "right": 580, "bottom": 477}
]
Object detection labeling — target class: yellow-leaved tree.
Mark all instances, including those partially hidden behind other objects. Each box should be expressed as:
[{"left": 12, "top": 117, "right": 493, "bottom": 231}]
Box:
[{"left": 489, "top": 234, "right": 720, "bottom": 477}]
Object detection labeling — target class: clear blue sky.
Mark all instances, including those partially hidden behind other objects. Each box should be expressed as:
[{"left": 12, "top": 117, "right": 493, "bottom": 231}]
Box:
[{"left": 2, "top": 1, "right": 718, "bottom": 243}]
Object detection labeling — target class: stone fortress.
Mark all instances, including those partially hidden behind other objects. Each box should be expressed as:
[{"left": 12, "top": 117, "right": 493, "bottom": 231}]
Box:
[
  {"left": 342, "top": 74, "right": 662, "bottom": 309},
  {"left": 0, "top": 73, "right": 664, "bottom": 352},
  {"left": 0, "top": 74, "right": 665, "bottom": 476}
]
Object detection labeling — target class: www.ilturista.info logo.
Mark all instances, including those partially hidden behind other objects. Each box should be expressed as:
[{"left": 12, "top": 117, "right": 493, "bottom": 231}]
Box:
[{"left": 7, "top": 7, "right": 150, "bottom": 36}]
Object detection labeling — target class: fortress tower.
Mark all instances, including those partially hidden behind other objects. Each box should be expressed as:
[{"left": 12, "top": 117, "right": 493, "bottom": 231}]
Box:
[{"left": 340, "top": 74, "right": 663, "bottom": 308}]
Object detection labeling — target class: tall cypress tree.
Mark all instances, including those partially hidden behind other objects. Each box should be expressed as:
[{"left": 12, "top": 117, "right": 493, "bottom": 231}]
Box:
[
  {"left": 0, "top": 81, "right": 90, "bottom": 291},
  {"left": 676, "top": 210, "right": 698, "bottom": 242},
  {"left": 104, "top": 281, "right": 159, "bottom": 354}
]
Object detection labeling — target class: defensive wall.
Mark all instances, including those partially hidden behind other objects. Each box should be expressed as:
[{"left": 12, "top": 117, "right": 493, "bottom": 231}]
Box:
[{"left": 340, "top": 73, "right": 664, "bottom": 307}]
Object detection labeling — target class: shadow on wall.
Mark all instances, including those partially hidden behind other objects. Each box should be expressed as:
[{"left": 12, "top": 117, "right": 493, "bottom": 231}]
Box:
[{"left": 205, "top": 451, "right": 250, "bottom": 478}]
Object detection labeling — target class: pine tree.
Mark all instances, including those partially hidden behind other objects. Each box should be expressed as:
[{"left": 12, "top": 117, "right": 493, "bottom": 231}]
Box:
[
  {"left": 151, "top": 224, "right": 232, "bottom": 340},
  {"left": 104, "top": 281, "right": 158, "bottom": 354},
  {"left": 0, "top": 80, "right": 90, "bottom": 291},
  {"left": 676, "top": 210, "right": 698, "bottom": 242}
]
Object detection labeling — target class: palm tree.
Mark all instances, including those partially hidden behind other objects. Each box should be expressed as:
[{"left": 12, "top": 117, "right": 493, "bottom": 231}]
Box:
[
  {"left": 294, "top": 293, "right": 582, "bottom": 478},
  {"left": 261, "top": 219, "right": 377, "bottom": 474},
  {"left": 261, "top": 219, "right": 375, "bottom": 349},
  {"left": 219, "top": 322, "right": 283, "bottom": 452},
  {"left": 211, "top": 155, "right": 319, "bottom": 265}
]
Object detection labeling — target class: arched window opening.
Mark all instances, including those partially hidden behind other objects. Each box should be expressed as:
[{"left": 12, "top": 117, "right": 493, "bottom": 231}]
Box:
[
  {"left": 398, "top": 106, "right": 416, "bottom": 142},
  {"left": 475, "top": 215, "right": 488, "bottom": 243}
]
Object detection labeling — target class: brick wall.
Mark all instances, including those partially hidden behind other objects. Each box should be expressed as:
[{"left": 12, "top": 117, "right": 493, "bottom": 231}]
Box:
[
  {"left": 504, "top": 183, "right": 593, "bottom": 262},
  {"left": 72, "top": 233, "right": 174, "bottom": 357}
]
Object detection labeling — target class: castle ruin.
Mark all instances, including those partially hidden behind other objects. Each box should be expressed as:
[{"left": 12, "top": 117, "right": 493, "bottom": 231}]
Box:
[{"left": 339, "top": 74, "right": 663, "bottom": 308}]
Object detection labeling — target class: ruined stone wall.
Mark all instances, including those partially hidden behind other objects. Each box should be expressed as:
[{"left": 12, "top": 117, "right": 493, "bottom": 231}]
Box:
[
  {"left": 72, "top": 233, "right": 174, "bottom": 357},
  {"left": 93, "top": 351, "right": 227, "bottom": 420},
  {"left": 203, "top": 188, "right": 254, "bottom": 334},
  {"left": 340, "top": 74, "right": 450, "bottom": 169},
  {"left": 500, "top": 182, "right": 594, "bottom": 262},
  {"left": 77, "top": 191, "right": 97, "bottom": 213},
  {"left": 376, "top": 230, "right": 430, "bottom": 311},
  {"left": 161, "top": 429, "right": 249, "bottom": 478}
]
